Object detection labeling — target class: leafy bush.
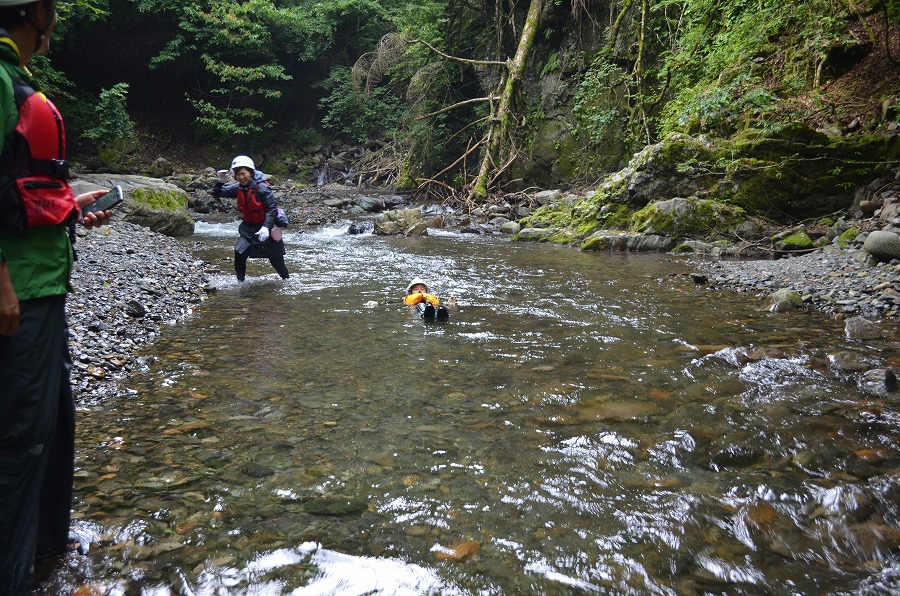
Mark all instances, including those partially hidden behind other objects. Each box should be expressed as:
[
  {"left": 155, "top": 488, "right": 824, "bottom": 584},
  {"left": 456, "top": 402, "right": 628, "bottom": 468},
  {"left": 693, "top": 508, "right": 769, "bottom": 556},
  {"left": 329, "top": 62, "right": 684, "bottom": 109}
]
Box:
[
  {"left": 81, "top": 83, "right": 136, "bottom": 147},
  {"left": 318, "top": 67, "right": 405, "bottom": 143}
]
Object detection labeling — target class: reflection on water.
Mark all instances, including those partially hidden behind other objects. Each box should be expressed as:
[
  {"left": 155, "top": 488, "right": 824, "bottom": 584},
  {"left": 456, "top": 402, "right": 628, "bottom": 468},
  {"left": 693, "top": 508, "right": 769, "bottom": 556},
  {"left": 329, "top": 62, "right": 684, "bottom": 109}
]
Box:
[{"left": 41, "top": 222, "right": 900, "bottom": 594}]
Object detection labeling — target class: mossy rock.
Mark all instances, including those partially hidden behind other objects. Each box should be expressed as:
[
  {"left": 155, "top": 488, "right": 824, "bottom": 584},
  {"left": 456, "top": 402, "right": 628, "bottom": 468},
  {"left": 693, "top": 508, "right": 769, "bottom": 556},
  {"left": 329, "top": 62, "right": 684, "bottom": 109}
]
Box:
[
  {"left": 768, "top": 288, "right": 804, "bottom": 313},
  {"left": 581, "top": 231, "right": 632, "bottom": 251},
  {"left": 672, "top": 243, "right": 695, "bottom": 253},
  {"left": 513, "top": 227, "right": 556, "bottom": 241},
  {"left": 839, "top": 227, "right": 860, "bottom": 247},
  {"left": 129, "top": 187, "right": 187, "bottom": 211},
  {"left": 775, "top": 231, "right": 814, "bottom": 250},
  {"left": 631, "top": 197, "right": 746, "bottom": 238}
]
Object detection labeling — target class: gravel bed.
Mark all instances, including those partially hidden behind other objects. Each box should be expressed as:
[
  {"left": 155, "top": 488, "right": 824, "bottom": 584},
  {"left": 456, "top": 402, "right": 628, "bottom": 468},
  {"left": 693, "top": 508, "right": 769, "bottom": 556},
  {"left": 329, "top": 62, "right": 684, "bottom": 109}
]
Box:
[
  {"left": 696, "top": 246, "right": 900, "bottom": 322},
  {"left": 67, "top": 221, "right": 212, "bottom": 400}
]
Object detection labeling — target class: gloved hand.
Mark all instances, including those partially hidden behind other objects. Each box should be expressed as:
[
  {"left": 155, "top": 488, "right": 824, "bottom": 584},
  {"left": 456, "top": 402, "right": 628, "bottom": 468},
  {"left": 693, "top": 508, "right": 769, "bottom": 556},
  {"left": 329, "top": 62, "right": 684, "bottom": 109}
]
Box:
[
  {"left": 216, "top": 169, "right": 229, "bottom": 183},
  {"left": 256, "top": 226, "right": 270, "bottom": 242}
]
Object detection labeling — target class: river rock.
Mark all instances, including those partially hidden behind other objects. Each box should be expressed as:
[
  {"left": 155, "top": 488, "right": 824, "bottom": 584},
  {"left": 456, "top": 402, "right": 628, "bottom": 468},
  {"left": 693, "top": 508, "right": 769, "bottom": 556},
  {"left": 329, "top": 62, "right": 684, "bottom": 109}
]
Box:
[
  {"left": 73, "top": 174, "right": 195, "bottom": 237},
  {"left": 515, "top": 227, "right": 555, "bottom": 240},
  {"left": 532, "top": 189, "right": 562, "bottom": 205},
  {"left": 767, "top": 289, "right": 803, "bottom": 312},
  {"left": 863, "top": 230, "right": 900, "bottom": 262},
  {"left": 374, "top": 208, "right": 425, "bottom": 235},
  {"left": 857, "top": 368, "right": 898, "bottom": 399},
  {"left": 844, "top": 316, "right": 884, "bottom": 340},
  {"left": 499, "top": 221, "right": 522, "bottom": 234}
]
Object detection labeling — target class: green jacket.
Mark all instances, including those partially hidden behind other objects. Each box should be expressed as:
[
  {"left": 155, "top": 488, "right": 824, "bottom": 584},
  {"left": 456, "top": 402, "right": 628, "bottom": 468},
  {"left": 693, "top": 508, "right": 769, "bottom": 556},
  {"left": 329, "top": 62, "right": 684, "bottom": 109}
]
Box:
[{"left": 0, "top": 35, "right": 74, "bottom": 300}]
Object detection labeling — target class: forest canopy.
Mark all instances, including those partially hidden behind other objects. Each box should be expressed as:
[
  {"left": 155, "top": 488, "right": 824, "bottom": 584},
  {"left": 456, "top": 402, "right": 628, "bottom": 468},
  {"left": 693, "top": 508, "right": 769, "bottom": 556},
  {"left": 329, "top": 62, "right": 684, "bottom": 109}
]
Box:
[{"left": 40, "top": 0, "right": 900, "bottom": 195}]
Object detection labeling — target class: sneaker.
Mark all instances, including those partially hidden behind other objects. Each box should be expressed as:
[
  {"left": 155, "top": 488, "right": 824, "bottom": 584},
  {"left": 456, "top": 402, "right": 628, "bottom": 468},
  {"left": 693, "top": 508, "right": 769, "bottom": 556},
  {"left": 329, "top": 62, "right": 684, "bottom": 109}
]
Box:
[
  {"left": 423, "top": 304, "right": 436, "bottom": 319},
  {"left": 436, "top": 307, "right": 449, "bottom": 320}
]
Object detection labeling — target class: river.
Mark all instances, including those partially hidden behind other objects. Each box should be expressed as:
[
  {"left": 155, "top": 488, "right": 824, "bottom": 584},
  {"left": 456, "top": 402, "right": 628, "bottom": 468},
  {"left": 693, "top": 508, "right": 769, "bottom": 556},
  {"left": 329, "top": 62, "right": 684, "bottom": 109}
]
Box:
[{"left": 39, "top": 221, "right": 900, "bottom": 594}]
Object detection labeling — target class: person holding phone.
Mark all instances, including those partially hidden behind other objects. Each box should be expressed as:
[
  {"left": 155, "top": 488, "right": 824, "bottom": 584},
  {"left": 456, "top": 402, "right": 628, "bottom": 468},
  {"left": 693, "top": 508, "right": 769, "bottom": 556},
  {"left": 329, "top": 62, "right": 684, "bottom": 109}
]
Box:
[
  {"left": 0, "top": 0, "right": 114, "bottom": 591},
  {"left": 211, "top": 155, "right": 290, "bottom": 282}
]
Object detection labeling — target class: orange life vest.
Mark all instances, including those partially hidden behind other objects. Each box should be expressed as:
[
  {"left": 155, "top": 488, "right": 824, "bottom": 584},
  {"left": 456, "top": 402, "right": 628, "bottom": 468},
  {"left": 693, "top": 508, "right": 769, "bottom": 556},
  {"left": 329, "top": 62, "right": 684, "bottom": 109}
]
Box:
[
  {"left": 404, "top": 292, "right": 440, "bottom": 307},
  {"left": 236, "top": 183, "right": 267, "bottom": 225},
  {"left": 0, "top": 76, "right": 76, "bottom": 232}
]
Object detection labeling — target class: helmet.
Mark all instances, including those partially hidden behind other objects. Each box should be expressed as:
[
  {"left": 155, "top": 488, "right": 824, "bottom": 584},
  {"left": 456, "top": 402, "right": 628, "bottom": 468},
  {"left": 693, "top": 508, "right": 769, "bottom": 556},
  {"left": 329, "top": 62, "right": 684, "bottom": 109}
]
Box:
[
  {"left": 230, "top": 155, "right": 255, "bottom": 172},
  {"left": 406, "top": 277, "right": 428, "bottom": 293}
]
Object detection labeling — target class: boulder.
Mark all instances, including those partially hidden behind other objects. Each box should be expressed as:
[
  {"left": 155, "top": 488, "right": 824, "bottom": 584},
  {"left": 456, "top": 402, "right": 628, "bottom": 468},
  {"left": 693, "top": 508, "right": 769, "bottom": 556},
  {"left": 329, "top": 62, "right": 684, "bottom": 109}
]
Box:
[
  {"left": 499, "top": 221, "right": 522, "bottom": 234},
  {"left": 72, "top": 174, "right": 194, "bottom": 237},
  {"left": 374, "top": 208, "right": 425, "bottom": 235},
  {"left": 863, "top": 230, "right": 900, "bottom": 263}
]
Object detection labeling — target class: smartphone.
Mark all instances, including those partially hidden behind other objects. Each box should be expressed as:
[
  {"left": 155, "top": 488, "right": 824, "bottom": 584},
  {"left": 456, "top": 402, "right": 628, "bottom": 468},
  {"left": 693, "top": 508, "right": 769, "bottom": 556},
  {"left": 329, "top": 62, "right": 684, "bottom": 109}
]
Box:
[{"left": 83, "top": 185, "right": 124, "bottom": 215}]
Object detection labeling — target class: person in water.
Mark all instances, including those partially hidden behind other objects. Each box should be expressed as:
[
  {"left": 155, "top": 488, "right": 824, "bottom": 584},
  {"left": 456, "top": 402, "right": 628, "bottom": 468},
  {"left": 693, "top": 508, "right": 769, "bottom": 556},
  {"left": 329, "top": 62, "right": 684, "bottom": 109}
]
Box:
[
  {"left": 211, "top": 155, "right": 289, "bottom": 281},
  {"left": 404, "top": 277, "right": 449, "bottom": 320}
]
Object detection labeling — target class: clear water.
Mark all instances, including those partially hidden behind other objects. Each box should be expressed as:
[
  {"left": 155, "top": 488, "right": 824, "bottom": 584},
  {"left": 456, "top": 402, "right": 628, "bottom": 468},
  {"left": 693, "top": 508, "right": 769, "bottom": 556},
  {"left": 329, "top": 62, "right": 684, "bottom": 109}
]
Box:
[{"left": 40, "top": 221, "right": 900, "bottom": 595}]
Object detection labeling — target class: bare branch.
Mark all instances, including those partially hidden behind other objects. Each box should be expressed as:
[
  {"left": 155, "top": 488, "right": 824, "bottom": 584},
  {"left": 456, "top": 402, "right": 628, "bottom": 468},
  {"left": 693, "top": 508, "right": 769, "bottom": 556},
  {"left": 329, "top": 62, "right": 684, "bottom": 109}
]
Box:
[
  {"left": 415, "top": 96, "right": 500, "bottom": 120},
  {"left": 411, "top": 37, "right": 509, "bottom": 67},
  {"left": 430, "top": 137, "right": 487, "bottom": 181}
]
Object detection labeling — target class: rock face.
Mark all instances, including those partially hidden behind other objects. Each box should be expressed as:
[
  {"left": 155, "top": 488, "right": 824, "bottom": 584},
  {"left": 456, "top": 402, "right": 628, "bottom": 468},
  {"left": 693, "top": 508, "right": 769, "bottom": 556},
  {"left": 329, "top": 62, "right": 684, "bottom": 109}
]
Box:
[{"left": 519, "top": 126, "right": 899, "bottom": 253}]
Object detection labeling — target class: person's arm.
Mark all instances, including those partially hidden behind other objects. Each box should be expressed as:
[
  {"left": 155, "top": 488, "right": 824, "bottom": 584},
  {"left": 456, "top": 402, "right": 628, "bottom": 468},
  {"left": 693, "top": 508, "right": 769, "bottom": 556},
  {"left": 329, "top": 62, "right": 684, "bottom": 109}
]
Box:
[
  {"left": 0, "top": 260, "right": 19, "bottom": 335},
  {"left": 258, "top": 183, "right": 277, "bottom": 230},
  {"left": 211, "top": 182, "right": 238, "bottom": 199}
]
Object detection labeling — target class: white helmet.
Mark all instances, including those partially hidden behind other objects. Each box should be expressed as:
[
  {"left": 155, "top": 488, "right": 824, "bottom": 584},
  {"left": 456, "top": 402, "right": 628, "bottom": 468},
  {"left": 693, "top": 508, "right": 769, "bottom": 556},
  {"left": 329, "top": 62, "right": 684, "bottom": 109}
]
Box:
[
  {"left": 406, "top": 277, "right": 428, "bottom": 293},
  {"left": 230, "top": 155, "right": 255, "bottom": 172}
]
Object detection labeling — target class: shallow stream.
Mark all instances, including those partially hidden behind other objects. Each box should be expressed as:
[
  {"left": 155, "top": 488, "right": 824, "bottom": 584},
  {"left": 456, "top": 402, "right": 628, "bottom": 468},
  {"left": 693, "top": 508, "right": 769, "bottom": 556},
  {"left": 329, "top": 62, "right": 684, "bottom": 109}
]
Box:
[{"left": 41, "top": 222, "right": 900, "bottom": 594}]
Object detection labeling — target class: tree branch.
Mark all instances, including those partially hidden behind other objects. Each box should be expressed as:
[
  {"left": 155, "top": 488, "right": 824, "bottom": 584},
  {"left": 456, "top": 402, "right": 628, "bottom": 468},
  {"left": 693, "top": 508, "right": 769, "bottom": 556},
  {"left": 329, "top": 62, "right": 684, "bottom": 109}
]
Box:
[
  {"left": 411, "top": 38, "right": 509, "bottom": 67},
  {"left": 415, "top": 96, "right": 500, "bottom": 121}
]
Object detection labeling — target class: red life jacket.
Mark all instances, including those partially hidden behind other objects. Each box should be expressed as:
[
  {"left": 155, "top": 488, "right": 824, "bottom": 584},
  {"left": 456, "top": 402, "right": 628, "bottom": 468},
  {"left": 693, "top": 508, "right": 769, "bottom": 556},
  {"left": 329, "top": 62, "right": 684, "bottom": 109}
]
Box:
[
  {"left": 236, "top": 182, "right": 267, "bottom": 225},
  {"left": 0, "top": 76, "right": 77, "bottom": 232}
]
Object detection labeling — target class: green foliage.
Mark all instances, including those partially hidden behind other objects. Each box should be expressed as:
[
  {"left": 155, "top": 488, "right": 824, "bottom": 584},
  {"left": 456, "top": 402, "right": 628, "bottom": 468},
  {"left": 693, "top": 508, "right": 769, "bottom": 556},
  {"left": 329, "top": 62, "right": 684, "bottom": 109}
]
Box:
[
  {"left": 573, "top": 54, "right": 628, "bottom": 147},
  {"left": 137, "top": 0, "right": 393, "bottom": 140},
  {"left": 55, "top": 0, "right": 108, "bottom": 36},
  {"left": 27, "top": 55, "right": 74, "bottom": 101},
  {"left": 318, "top": 67, "right": 405, "bottom": 143},
  {"left": 654, "top": 0, "right": 859, "bottom": 137},
  {"left": 539, "top": 52, "right": 560, "bottom": 76},
  {"left": 188, "top": 98, "right": 269, "bottom": 142},
  {"left": 291, "top": 127, "right": 327, "bottom": 148},
  {"left": 81, "top": 83, "right": 136, "bottom": 147}
]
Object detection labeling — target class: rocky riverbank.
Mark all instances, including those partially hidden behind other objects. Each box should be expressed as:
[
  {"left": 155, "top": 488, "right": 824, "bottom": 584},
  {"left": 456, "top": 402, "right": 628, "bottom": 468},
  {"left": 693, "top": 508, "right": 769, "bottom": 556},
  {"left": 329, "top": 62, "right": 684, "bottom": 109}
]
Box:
[
  {"left": 694, "top": 246, "right": 900, "bottom": 322},
  {"left": 67, "top": 222, "right": 213, "bottom": 400}
]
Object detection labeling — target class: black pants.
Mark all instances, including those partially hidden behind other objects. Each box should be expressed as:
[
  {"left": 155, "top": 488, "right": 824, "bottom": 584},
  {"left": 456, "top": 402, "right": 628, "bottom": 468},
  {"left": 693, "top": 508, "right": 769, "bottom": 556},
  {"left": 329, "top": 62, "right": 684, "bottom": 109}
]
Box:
[
  {"left": 234, "top": 249, "right": 289, "bottom": 281},
  {"left": 0, "top": 295, "right": 74, "bottom": 594}
]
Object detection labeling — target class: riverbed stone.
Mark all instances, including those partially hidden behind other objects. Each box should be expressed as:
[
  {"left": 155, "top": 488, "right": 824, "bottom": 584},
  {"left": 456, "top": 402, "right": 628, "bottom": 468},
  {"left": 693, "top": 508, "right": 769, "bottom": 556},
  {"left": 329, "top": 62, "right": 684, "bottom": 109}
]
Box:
[
  {"left": 532, "top": 189, "right": 562, "bottom": 205},
  {"left": 857, "top": 368, "right": 898, "bottom": 399},
  {"left": 844, "top": 316, "right": 884, "bottom": 340},
  {"left": 499, "top": 221, "right": 521, "bottom": 234},
  {"left": 863, "top": 230, "right": 900, "bottom": 262},
  {"left": 515, "top": 227, "right": 555, "bottom": 240},
  {"left": 767, "top": 289, "right": 804, "bottom": 312}
]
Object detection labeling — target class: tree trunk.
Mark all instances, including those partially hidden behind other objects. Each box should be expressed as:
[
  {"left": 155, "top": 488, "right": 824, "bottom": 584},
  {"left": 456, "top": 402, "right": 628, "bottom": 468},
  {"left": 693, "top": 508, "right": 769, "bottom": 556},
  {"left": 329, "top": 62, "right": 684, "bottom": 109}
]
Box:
[{"left": 470, "top": 0, "right": 544, "bottom": 202}]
